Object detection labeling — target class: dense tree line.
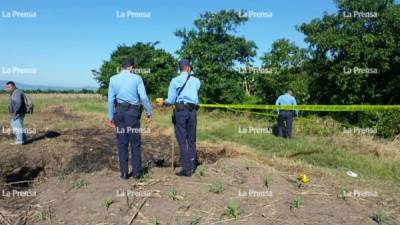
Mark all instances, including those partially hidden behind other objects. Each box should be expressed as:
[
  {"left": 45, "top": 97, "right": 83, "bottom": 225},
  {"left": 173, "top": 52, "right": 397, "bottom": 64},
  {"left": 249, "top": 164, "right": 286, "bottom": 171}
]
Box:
[
  {"left": 94, "top": 0, "right": 399, "bottom": 137},
  {"left": 92, "top": 42, "right": 176, "bottom": 97}
]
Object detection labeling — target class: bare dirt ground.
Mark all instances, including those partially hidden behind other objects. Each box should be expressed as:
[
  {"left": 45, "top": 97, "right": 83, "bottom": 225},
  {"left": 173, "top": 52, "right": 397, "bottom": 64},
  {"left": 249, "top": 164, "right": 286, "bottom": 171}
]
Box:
[{"left": 0, "top": 105, "right": 399, "bottom": 225}]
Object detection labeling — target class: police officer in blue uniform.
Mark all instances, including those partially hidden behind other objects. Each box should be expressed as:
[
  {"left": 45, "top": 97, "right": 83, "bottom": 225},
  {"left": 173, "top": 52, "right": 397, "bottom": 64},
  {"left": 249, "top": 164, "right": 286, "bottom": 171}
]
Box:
[
  {"left": 275, "top": 89, "right": 298, "bottom": 138},
  {"left": 158, "top": 60, "right": 201, "bottom": 177},
  {"left": 108, "top": 58, "right": 152, "bottom": 179}
]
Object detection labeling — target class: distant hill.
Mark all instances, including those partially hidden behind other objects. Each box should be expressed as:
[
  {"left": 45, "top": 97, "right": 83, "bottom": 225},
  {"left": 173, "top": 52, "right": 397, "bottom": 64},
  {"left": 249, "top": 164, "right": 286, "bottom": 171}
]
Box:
[{"left": 0, "top": 80, "right": 97, "bottom": 91}]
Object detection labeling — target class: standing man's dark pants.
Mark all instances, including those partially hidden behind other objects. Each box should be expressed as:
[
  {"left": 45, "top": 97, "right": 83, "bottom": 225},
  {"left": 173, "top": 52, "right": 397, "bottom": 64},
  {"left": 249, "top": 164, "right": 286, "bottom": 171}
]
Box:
[
  {"left": 114, "top": 105, "right": 142, "bottom": 177},
  {"left": 278, "top": 111, "right": 293, "bottom": 138},
  {"left": 174, "top": 108, "right": 197, "bottom": 173}
]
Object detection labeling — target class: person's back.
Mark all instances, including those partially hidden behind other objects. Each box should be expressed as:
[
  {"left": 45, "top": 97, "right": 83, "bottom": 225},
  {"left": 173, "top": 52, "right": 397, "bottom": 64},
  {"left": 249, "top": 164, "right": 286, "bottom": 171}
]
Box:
[
  {"left": 158, "top": 59, "right": 201, "bottom": 177},
  {"left": 109, "top": 71, "right": 143, "bottom": 104},
  {"left": 275, "top": 90, "right": 297, "bottom": 139},
  {"left": 168, "top": 73, "right": 200, "bottom": 105},
  {"left": 107, "top": 58, "right": 152, "bottom": 180},
  {"left": 108, "top": 68, "right": 152, "bottom": 117}
]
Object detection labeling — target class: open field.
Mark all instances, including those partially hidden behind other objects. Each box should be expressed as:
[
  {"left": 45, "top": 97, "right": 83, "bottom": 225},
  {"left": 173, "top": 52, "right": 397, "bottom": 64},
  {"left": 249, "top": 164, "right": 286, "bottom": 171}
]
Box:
[{"left": 0, "top": 94, "right": 399, "bottom": 225}]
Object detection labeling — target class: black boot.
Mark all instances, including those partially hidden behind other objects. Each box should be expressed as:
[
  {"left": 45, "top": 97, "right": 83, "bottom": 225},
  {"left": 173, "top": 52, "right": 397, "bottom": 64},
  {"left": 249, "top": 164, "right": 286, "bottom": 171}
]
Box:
[
  {"left": 120, "top": 173, "right": 129, "bottom": 180},
  {"left": 176, "top": 170, "right": 192, "bottom": 177}
]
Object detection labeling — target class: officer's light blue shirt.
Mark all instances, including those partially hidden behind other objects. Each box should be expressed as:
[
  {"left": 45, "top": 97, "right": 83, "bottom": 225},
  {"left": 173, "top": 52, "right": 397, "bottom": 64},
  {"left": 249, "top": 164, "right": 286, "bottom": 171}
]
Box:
[
  {"left": 165, "top": 72, "right": 201, "bottom": 105},
  {"left": 108, "top": 70, "right": 152, "bottom": 120},
  {"left": 275, "top": 93, "right": 298, "bottom": 115}
]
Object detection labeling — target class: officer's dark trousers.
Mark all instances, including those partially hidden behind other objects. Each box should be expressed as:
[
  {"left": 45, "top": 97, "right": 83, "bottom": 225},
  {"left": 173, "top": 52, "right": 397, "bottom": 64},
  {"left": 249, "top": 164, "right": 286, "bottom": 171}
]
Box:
[
  {"left": 278, "top": 111, "right": 293, "bottom": 138},
  {"left": 114, "top": 106, "right": 142, "bottom": 177},
  {"left": 174, "top": 109, "right": 197, "bottom": 172}
]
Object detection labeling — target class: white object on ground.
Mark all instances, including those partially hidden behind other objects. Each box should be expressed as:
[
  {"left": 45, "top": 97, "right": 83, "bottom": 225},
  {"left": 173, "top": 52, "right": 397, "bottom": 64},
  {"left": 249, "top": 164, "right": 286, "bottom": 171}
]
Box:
[{"left": 346, "top": 171, "right": 358, "bottom": 178}]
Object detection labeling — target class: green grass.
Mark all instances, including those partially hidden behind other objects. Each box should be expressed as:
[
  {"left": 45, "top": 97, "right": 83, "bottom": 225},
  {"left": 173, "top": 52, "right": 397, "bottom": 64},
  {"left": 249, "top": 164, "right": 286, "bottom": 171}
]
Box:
[
  {"left": 101, "top": 197, "right": 114, "bottom": 210},
  {"left": 0, "top": 94, "right": 108, "bottom": 130},
  {"left": 290, "top": 196, "right": 304, "bottom": 210},
  {"left": 69, "top": 100, "right": 107, "bottom": 113},
  {"left": 209, "top": 181, "right": 225, "bottom": 194},
  {"left": 139, "top": 169, "right": 152, "bottom": 182},
  {"left": 72, "top": 178, "right": 88, "bottom": 189},
  {"left": 194, "top": 165, "right": 205, "bottom": 177},
  {"left": 1, "top": 93, "right": 398, "bottom": 191},
  {"left": 33, "top": 210, "right": 51, "bottom": 222},
  {"left": 189, "top": 216, "right": 201, "bottom": 225},
  {"left": 195, "top": 110, "right": 400, "bottom": 189},
  {"left": 149, "top": 218, "right": 160, "bottom": 225},
  {"left": 224, "top": 200, "right": 241, "bottom": 219},
  {"left": 167, "top": 188, "right": 178, "bottom": 201},
  {"left": 263, "top": 175, "right": 271, "bottom": 188},
  {"left": 371, "top": 211, "right": 386, "bottom": 224}
]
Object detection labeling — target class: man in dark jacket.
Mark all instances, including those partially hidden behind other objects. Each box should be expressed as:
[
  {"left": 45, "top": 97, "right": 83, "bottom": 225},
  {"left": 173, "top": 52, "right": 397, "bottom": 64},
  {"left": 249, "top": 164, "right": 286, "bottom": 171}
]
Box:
[{"left": 6, "top": 81, "right": 26, "bottom": 145}]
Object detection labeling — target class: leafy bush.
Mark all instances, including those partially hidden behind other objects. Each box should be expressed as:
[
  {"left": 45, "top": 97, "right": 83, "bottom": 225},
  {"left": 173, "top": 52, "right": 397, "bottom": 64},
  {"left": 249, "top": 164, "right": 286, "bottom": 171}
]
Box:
[{"left": 377, "top": 110, "right": 400, "bottom": 138}]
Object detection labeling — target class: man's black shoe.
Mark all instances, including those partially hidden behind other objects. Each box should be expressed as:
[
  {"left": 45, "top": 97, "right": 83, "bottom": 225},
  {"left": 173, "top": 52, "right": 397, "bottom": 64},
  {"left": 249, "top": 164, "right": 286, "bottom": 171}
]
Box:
[
  {"left": 176, "top": 170, "right": 192, "bottom": 177},
  {"left": 120, "top": 174, "right": 129, "bottom": 180},
  {"left": 190, "top": 166, "right": 197, "bottom": 174},
  {"left": 132, "top": 174, "right": 142, "bottom": 180}
]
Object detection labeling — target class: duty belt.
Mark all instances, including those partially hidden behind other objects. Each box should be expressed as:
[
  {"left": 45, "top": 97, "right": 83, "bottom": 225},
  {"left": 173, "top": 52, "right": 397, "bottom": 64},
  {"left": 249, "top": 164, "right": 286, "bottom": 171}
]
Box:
[
  {"left": 175, "top": 102, "right": 198, "bottom": 111},
  {"left": 116, "top": 102, "right": 141, "bottom": 110}
]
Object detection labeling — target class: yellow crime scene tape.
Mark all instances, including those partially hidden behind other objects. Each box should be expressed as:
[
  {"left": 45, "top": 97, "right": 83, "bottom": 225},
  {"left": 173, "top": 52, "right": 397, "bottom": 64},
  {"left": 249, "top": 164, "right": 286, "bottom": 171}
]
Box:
[
  {"left": 194, "top": 103, "right": 400, "bottom": 126},
  {"left": 198, "top": 104, "right": 400, "bottom": 112}
]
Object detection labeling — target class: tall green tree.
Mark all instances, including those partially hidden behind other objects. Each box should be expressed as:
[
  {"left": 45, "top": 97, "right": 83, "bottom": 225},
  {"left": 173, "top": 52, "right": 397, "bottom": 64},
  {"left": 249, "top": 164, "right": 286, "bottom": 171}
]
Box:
[
  {"left": 175, "top": 10, "right": 257, "bottom": 103},
  {"left": 297, "top": 0, "right": 400, "bottom": 105},
  {"left": 92, "top": 42, "right": 177, "bottom": 97},
  {"left": 255, "top": 39, "right": 310, "bottom": 104}
]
